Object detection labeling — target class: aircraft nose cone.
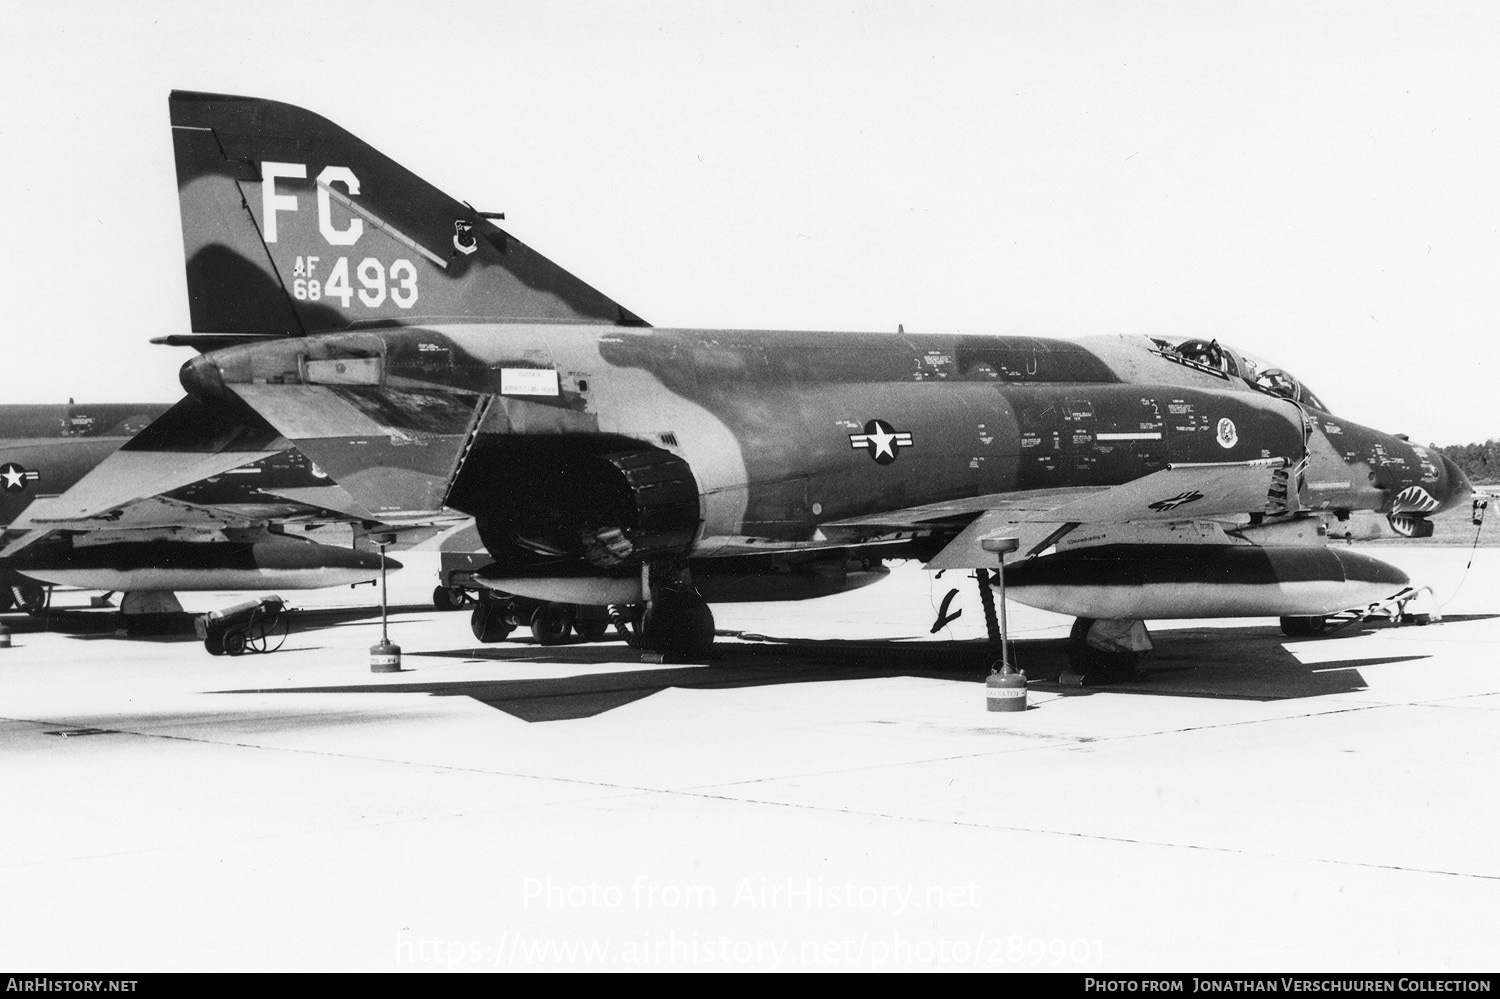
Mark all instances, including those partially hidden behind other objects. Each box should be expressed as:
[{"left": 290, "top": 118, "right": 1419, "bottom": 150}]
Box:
[{"left": 1436, "top": 454, "right": 1474, "bottom": 514}]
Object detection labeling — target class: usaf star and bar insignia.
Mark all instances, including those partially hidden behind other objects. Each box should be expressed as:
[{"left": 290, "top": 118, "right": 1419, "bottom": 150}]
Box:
[
  {"left": 849, "top": 419, "right": 914, "bottom": 465},
  {"left": 0, "top": 463, "right": 39, "bottom": 493}
]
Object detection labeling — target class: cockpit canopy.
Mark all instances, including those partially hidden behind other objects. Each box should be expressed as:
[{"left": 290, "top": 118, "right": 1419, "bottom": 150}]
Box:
[{"left": 1167, "top": 338, "right": 1329, "bottom": 412}]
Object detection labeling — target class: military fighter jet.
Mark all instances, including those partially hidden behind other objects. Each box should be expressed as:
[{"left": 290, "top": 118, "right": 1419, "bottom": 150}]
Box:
[{"left": 23, "top": 92, "right": 1477, "bottom": 663}]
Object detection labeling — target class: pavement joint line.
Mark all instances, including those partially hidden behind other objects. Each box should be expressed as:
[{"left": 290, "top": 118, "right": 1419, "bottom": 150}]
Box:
[
  {"left": 1409, "top": 695, "right": 1500, "bottom": 709},
  {"left": 0, "top": 713, "right": 690, "bottom": 800},
  {"left": 667, "top": 697, "right": 1445, "bottom": 793},
  {"left": 656, "top": 787, "right": 1500, "bottom": 884},
  {"left": 0, "top": 786, "right": 651, "bottom": 874}
]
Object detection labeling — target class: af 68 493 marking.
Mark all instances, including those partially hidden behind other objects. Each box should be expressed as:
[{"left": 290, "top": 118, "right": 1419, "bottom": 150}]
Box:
[{"left": 290, "top": 254, "right": 418, "bottom": 309}]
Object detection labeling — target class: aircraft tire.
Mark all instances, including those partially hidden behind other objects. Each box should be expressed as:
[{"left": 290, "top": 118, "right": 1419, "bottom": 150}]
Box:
[
  {"left": 1065, "top": 616, "right": 1141, "bottom": 683},
  {"left": 530, "top": 603, "right": 574, "bottom": 646},
  {"left": 1068, "top": 617, "right": 1095, "bottom": 650},
  {"left": 471, "top": 602, "right": 514, "bottom": 643},
  {"left": 638, "top": 592, "right": 715, "bottom": 655},
  {"left": 574, "top": 617, "right": 610, "bottom": 643},
  {"left": 19, "top": 584, "right": 46, "bottom": 615},
  {"left": 1279, "top": 615, "right": 1327, "bottom": 637}
]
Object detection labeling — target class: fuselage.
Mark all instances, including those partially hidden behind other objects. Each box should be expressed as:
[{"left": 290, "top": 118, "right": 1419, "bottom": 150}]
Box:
[{"left": 181, "top": 324, "right": 1471, "bottom": 564}]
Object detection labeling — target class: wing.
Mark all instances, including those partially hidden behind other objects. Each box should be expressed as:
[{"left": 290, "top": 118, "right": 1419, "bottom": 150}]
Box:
[{"left": 227, "top": 383, "right": 488, "bottom": 519}]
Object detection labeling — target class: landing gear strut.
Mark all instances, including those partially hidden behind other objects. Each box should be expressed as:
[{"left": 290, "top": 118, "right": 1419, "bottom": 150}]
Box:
[{"left": 975, "top": 568, "right": 1000, "bottom": 644}]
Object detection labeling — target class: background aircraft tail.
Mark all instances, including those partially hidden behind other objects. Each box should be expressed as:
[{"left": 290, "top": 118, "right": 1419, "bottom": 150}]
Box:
[{"left": 170, "top": 90, "right": 647, "bottom": 337}]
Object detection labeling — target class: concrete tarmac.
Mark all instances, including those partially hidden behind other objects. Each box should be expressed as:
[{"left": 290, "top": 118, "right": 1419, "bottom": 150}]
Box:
[{"left": 0, "top": 541, "right": 1496, "bottom": 972}]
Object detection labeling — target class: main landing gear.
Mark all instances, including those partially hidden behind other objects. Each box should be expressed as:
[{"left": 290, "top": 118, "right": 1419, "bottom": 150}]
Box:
[
  {"left": 469, "top": 596, "right": 620, "bottom": 647},
  {"left": 465, "top": 562, "right": 716, "bottom": 657},
  {"left": 467, "top": 593, "right": 713, "bottom": 653}
]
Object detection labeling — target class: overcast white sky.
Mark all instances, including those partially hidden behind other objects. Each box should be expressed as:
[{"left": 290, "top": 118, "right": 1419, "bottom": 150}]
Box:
[{"left": 1, "top": 1, "right": 1495, "bottom": 445}]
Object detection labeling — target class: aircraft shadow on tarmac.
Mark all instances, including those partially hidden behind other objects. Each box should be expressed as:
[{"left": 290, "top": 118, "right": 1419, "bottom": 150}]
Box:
[
  {"left": 214, "top": 620, "right": 1476, "bottom": 722},
  {"left": 10, "top": 602, "right": 431, "bottom": 640}
]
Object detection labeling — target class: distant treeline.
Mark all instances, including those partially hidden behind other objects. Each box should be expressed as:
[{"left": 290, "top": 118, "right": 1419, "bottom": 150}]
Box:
[{"left": 1431, "top": 439, "right": 1500, "bottom": 484}]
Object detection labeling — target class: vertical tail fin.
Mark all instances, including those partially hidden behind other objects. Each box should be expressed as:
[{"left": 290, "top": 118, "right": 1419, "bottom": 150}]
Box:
[{"left": 170, "top": 90, "right": 647, "bottom": 336}]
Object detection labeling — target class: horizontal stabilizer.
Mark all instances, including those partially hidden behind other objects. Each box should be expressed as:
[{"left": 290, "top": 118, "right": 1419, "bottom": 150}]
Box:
[
  {"left": 230, "top": 384, "right": 486, "bottom": 517},
  {"left": 258, "top": 484, "right": 375, "bottom": 522}
]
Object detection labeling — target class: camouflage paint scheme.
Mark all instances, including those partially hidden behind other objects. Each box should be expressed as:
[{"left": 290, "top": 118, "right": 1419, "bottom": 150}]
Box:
[
  {"left": 169, "top": 90, "right": 644, "bottom": 338},
  {"left": 154, "top": 89, "right": 1467, "bottom": 561},
  {"left": 14, "top": 92, "right": 1477, "bottom": 645},
  {"left": 176, "top": 324, "right": 1470, "bottom": 570}
]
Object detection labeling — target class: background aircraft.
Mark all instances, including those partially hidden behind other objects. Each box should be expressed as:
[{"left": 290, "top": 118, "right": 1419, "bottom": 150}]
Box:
[
  {"left": 18, "top": 92, "right": 1475, "bottom": 664},
  {"left": 0, "top": 387, "right": 423, "bottom": 624},
  {"left": 0, "top": 401, "right": 168, "bottom": 610},
  {"left": 0, "top": 394, "right": 399, "bottom": 614}
]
